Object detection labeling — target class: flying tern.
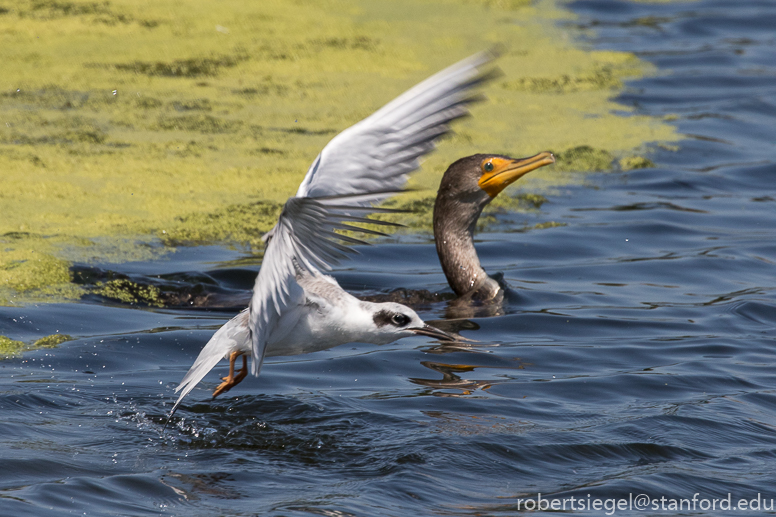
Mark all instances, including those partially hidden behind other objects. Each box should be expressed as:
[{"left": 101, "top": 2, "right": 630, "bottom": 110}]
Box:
[{"left": 168, "top": 51, "right": 498, "bottom": 417}]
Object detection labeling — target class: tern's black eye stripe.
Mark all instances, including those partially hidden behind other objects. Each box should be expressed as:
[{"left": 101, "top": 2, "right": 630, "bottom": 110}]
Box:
[{"left": 373, "top": 310, "right": 395, "bottom": 327}]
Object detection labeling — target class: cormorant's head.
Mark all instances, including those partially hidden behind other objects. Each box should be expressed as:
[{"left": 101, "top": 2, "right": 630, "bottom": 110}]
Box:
[{"left": 438, "top": 152, "right": 555, "bottom": 205}]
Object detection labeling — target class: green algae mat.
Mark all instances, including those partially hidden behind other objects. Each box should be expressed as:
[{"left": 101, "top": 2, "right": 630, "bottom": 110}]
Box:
[{"left": 0, "top": 0, "right": 678, "bottom": 306}]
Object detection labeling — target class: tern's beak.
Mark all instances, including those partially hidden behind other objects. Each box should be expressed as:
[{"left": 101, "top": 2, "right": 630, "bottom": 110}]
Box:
[
  {"left": 478, "top": 151, "right": 555, "bottom": 197},
  {"left": 410, "top": 324, "right": 457, "bottom": 342}
]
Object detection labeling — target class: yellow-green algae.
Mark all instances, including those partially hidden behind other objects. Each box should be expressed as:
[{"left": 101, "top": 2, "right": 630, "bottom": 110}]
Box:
[
  {"left": 619, "top": 155, "right": 656, "bottom": 171},
  {"left": 0, "top": 333, "right": 73, "bottom": 358},
  {"left": 94, "top": 279, "right": 165, "bottom": 307},
  {"left": 0, "top": 336, "right": 25, "bottom": 357},
  {"left": 0, "top": 0, "right": 678, "bottom": 305}
]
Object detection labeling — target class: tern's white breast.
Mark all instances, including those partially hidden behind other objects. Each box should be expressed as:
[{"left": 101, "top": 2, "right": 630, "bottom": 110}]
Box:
[{"left": 265, "top": 273, "right": 389, "bottom": 357}]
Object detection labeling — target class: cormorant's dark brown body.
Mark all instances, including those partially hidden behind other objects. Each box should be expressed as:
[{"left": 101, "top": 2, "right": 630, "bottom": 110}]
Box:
[
  {"left": 434, "top": 154, "right": 506, "bottom": 301},
  {"left": 434, "top": 152, "right": 555, "bottom": 304}
]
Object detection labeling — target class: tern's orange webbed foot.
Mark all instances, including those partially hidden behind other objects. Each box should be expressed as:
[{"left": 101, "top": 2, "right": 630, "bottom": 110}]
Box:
[{"left": 212, "top": 352, "right": 248, "bottom": 398}]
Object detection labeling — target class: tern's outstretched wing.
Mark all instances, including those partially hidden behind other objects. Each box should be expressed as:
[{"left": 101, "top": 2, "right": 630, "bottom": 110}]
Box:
[{"left": 295, "top": 50, "right": 499, "bottom": 202}]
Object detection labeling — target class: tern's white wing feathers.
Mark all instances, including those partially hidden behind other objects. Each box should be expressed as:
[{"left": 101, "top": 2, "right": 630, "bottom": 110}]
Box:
[{"left": 295, "top": 50, "right": 498, "bottom": 203}]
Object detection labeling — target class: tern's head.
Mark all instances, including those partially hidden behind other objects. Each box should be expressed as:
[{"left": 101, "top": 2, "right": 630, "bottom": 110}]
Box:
[
  {"left": 369, "top": 302, "right": 456, "bottom": 343},
  {"left": 437, "top": 152, "right": 555, "bottom": 208}
]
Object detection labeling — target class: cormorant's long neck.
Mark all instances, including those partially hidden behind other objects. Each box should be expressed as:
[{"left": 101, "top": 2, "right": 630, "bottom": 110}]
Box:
[{"left": 433, "top": 191, "right": 489, "bottom": 297}]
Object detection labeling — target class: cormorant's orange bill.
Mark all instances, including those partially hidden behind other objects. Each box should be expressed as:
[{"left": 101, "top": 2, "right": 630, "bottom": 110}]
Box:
[{"left": 478, "top": 151, "right": 555, "bottom": 197}]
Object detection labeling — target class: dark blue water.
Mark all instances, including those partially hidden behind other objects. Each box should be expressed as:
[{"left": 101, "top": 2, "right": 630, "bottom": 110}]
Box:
[{"left": 2, "top": 1, "right": 776, "bottom": 515}]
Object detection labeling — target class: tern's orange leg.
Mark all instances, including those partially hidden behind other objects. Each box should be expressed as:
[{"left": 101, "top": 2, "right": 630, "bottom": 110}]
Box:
[{"left": 213, "top": 351, "right": 248, "bottom": 398}]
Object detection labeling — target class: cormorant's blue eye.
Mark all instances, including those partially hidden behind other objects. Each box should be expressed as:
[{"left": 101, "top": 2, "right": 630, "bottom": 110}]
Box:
[{"left": 484, "top": 162, "right": 494, "bottom": 173}]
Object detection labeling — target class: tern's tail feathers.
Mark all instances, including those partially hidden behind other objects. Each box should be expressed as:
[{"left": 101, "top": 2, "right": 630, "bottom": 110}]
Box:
[{"left": 169, "top": 310, "right": 251, "bottom": 418}]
